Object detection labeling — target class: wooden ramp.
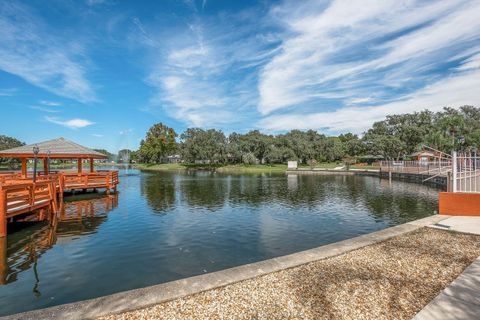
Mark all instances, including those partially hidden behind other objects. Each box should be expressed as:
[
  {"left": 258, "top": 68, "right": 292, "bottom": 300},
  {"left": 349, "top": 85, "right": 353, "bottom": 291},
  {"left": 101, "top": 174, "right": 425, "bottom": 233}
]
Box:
[{"left": 0, "top": 180, "right": 57, "bottom": 237}]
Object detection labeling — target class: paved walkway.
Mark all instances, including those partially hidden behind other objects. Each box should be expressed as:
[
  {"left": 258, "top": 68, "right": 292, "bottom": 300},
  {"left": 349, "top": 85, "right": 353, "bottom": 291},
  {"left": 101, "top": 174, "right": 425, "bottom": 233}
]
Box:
[
  {"left": 429, "top": 216, "right": 480, "bottom": 236},
  {"left": 415, "top": 217, "right": 480, "bottom": 320}
]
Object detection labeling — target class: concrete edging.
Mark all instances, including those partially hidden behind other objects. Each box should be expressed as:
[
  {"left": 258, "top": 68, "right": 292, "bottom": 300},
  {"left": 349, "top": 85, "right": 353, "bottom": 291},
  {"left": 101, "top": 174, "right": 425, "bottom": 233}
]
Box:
[
  {"left": 414, "top": 257, "right": 480, "bottom": 319},
  {"left": 2, "top": 215, "right": 449, "bottom": 320},
  {"left": 285, "top": 169, "right": 379, "bottom": 176}
]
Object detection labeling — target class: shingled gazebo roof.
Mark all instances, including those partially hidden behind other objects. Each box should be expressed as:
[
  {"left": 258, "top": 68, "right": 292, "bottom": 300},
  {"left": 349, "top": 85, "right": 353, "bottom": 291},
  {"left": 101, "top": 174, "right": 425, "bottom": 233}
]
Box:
[{"left": 0, "top": 137, "right": 107, "bottom": 159}]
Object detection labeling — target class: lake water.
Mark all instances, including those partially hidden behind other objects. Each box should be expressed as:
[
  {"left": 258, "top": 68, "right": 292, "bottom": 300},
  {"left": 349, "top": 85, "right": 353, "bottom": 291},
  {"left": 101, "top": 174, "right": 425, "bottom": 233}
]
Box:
[{"left": 0, "top": 169, "right": 439, "bottom": 316}]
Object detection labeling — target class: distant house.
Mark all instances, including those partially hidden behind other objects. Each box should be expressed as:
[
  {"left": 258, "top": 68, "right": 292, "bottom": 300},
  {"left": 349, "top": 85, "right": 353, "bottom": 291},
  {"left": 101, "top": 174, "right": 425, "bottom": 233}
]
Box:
[
  {"left": 411, "top": 150, "right": 439, "bottom": 163},
  {"left": 164, "top": 154, "right": 181, "bottom": 163}
]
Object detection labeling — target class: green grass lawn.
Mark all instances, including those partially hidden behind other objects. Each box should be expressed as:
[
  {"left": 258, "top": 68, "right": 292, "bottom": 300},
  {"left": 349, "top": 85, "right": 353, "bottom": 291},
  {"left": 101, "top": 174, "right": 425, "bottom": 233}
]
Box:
[
  {"left": 350, "top": 165, "right": 380, "bottom": 170},
  {"left": 298, "top": 162, "right": 342, "bottom": 169},
  {"left": 134, "top": 163, "right": 287, "bottom": 173},
  {"left": 133, "top": 162, "right": 353, "bottom": 173},
  {"left": 133, "top": 163, "right": 186, "bottom": 171},
  {"left": 216, "top": 164, "right": 286, "bottom": 173}
]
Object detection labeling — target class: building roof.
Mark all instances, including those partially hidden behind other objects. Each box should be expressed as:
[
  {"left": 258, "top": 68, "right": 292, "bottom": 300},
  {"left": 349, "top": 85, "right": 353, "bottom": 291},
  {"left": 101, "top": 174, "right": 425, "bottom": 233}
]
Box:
[
  {"left": 0, "top": 137, "right": 107, "bottom": 159},
  {"left": 411, "top": 150, "right": 437, "bottom": 157}
]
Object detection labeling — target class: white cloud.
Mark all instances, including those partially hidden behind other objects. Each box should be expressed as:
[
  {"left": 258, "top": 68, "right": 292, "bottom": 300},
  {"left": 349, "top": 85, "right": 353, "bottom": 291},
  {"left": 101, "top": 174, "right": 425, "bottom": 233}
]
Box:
[
  {"left": 86, "top": 0, "right": 106, "bottom": 5},
  {"left": 0, "top": 87, "right": 17, "bottom": 96},
  {"left": 30, "top": 106, "right": 60, "bottom": 113},
  {"left": 0, "top": 2, "right": 96, "bottom": 103},
  {"left": 119, "top": 129, "right": 133, "bottom": 135},
  {"left": 456, "top": 53, "right": 480, "bottom": 71},
  {"left": 145, "top": 15, "right": 270, "bottom": 128},
  {"left": 259, "top": 68, "right": 480, "bottom": 133},
  {"left": 45, "top": 116, "right": 94, "bottom": 129},
  {"left": 91, "top": 133, "right": 104, "bottom": 137},
  {"left": 39, "top": 100, "right": 61, "bottom": 106},
  {"left": 258, "top": 0, "right": 480, "bottom": 115}
]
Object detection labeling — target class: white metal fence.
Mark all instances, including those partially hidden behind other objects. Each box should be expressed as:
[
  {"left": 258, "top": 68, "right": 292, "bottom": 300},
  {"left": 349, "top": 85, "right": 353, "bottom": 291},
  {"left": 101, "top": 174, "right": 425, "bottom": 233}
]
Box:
[
  {"left": 452, "top": 151, "right": 480, "bottom": 193},
  {"left": 379, "top": 160, "right": 452, "bottom": 176}
]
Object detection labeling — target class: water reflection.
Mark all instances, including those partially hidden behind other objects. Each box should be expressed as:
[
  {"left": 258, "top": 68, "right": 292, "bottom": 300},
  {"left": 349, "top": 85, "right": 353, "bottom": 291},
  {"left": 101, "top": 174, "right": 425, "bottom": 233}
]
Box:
[
  {"left": 0, "top": 171, "right": 440, "bottom": 316},
  {"left": 138, "top": 173, "right": 439, "bottom": 225},
  {"left": 140, "top": 173, "right": 175, "bottom": 213},
  {"left": 179, "top": 172, "right": 227, "bottom": 210},
  {"left": 0, "top": 194, "right": 118, "bottom": 286}
]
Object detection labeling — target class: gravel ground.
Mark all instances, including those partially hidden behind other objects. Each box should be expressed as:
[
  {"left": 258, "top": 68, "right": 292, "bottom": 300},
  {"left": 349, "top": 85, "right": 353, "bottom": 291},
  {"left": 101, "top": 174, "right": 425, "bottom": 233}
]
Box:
[{"left": 100, "top": 228, "right": 480, "bottom": 320}]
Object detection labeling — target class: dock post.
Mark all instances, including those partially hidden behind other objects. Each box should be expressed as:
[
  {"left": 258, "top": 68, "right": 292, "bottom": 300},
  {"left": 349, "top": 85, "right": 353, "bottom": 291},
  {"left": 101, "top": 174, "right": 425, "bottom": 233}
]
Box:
[
  {"left": 0, "top": 190, "right": 6, "bottom": 238},
  {"left": 38, "top": 209, "right": 45, "bottom": 221},
  {"left": 0, "top": 236, "right": 6, "bottom": 284},
  {"left": 21, "top": 158, "right": 27, "bottom": 178}
]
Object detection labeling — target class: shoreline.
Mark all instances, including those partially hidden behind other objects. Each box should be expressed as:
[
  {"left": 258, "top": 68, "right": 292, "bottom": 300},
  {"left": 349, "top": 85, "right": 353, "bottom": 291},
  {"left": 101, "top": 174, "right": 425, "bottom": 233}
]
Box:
[
  {"left": 103, "top": 225, "right": 480, "bottom": 320},
  {"left": 133, "top": 163, "right": 381, "bottom": 174},
  {"left": 1, "top": 215, "right": 448, "bottom": 320}
]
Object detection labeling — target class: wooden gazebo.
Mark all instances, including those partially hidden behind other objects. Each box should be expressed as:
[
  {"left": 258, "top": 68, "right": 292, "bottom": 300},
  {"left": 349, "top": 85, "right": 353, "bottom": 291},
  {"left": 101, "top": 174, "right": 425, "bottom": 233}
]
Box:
[
  {"left": 0, "top": 138, "right": 118, "bottom": 237},
  {"left": 0, "top": 137, "right": 107, "bottom": 177}
]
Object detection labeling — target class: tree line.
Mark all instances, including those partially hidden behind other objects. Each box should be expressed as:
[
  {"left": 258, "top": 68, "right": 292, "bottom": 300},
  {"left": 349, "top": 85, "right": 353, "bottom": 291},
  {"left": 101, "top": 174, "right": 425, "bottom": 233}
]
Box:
[
  {"left": 1, "top": 105, "right": 479, "bottom": 166},
  {"left": 134, "top": 106, "right": 480, "bottom": 165}
]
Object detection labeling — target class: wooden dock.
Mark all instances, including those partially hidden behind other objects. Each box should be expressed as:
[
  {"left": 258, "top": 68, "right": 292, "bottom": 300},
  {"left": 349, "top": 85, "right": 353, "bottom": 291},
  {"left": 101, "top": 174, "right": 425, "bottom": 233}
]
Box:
[
  {"left": 0, "top": 137, "right": 120, "bottom": 238},
  {"left": 0, "top": 179, "right": 57, "bottom": 237},
  {"left": 58, "top": 171, "right": 119, "bottom": 194}
]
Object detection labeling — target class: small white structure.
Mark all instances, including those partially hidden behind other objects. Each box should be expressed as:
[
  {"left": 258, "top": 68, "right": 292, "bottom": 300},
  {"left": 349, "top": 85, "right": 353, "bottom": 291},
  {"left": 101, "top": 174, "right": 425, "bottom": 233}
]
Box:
[{"left": 287, "top": 161, "right": 298, "bottom": 170}]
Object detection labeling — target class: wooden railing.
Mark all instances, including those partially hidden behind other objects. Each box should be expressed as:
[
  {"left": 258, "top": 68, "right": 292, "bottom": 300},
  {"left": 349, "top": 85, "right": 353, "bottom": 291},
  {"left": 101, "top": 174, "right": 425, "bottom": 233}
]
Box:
[
  {"left": 1, "top": 170, "right": 119, "bottom": 193},
  {"left": 59, "top": 171, "right": 118, "bottom": 193},
  {"left": 0, "top": 170, "right": 118, "bottom": 238},
  {"left": 0, "top": 172, "right": 23, "bottom": 184},
  {"left": 0, "top": 180, "right": 57, "bottom": 237}
]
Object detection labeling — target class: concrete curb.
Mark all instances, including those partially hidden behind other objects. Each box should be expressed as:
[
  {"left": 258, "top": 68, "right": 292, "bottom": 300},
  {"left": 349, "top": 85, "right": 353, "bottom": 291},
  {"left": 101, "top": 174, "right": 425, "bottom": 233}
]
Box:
[
  {"left": 2, "top": 215, "right": 449, "bottom": 320},
  {"left": 285, "top": 169, "right": 379, "bottom": 176},
  {"left": 414, "top": 257, "right": 480, "bottom": 320}
]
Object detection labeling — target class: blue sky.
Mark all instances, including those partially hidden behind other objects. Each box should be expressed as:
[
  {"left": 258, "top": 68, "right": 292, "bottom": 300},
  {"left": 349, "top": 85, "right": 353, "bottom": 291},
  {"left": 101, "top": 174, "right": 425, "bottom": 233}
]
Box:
[{"left": 0, "top": 0, "right": 479, "bottom": 153}]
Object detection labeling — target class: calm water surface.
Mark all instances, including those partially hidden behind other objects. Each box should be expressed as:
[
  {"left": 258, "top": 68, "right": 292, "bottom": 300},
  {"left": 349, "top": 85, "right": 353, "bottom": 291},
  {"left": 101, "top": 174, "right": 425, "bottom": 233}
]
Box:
[{"left": 0, "top": 169, "right": 440, "bottom": 315}]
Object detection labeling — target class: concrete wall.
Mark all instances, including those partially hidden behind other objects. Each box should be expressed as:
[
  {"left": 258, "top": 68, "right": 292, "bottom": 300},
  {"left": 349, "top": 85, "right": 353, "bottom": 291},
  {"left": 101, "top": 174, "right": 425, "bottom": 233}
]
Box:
[
  {"left": 379, "top": 171, "right": 447, "bottom": 190},
  {"left": 285, "top": 169, "right": 447, "bottom": 189}
]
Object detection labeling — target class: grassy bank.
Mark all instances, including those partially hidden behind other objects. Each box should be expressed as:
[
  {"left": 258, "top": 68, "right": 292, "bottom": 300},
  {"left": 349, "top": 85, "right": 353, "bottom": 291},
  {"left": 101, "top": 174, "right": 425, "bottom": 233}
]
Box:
[
  {"left": 132, "top": 162, "right": 381, "bottom": 173},
  {"left": 133, "top": 163, "right": 287, "bottom": 173},
  {"left": 1, "top": 161, "right": 379, "bottom": 173}
]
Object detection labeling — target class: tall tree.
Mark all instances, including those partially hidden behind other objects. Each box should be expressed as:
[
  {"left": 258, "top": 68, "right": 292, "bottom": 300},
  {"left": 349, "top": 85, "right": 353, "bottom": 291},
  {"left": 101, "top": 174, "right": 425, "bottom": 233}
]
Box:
[
  {"left": 0, "top": 135, "right": 24, "bottom": 150},
  {"left": 138, "top": 123, "right": 177, "bottom": 163},
  {"left": 0, "top": 135, "right": 25, "bottom": 164},
  {"left": 180, "top": 128, "right": 227, "bottom": 164}
]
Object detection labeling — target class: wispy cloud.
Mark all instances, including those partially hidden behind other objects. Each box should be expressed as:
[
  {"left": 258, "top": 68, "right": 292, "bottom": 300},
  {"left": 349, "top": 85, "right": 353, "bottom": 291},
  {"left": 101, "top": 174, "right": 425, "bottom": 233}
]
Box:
[
  {"left": 257, "top": 0, "right": 480, "bottom": 131},
  {"left": 144, "top": 7, "right": 277, "bottom": 128},
  {"left": 0, "top": 2, "right": 96, "bottom": 103},
  {"left": 137, "top": 0, "right": 480, "bottom": 133},
  {"left": 86, "top": 0, "right": 106, "bottom": 6},
  {"left": 259, "top": 67, "right": 480, "bottom": 133},
  {"left": 30, "top": 106, "right": 60, "bottom": 113},
  {"left": 45, "top": 116, "right": 94, "bottom": 129},
  {"left": 119, "top": 128, "right": 133, "bottom": 135},
  {"left": 91, "top": 133, "right": 104, "bottom": 137},
  {"left": 39, "top": 100, "right": 61, "bottom": 106},
  {"left": 0, "top": 87, "right": 17, "bottom": 96}
]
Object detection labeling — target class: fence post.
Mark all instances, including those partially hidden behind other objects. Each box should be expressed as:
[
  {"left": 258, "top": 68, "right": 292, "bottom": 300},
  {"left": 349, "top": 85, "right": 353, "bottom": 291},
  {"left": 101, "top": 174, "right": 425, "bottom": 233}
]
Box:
[
  {"left": 452, "top": 151, "right": 457, "bottom": 193},
  {"left": 0, "top": 236, "right": 6, "bottom": 284},
  {"left": 447, "top": 171, "right": 452, "bottom": 192}
]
